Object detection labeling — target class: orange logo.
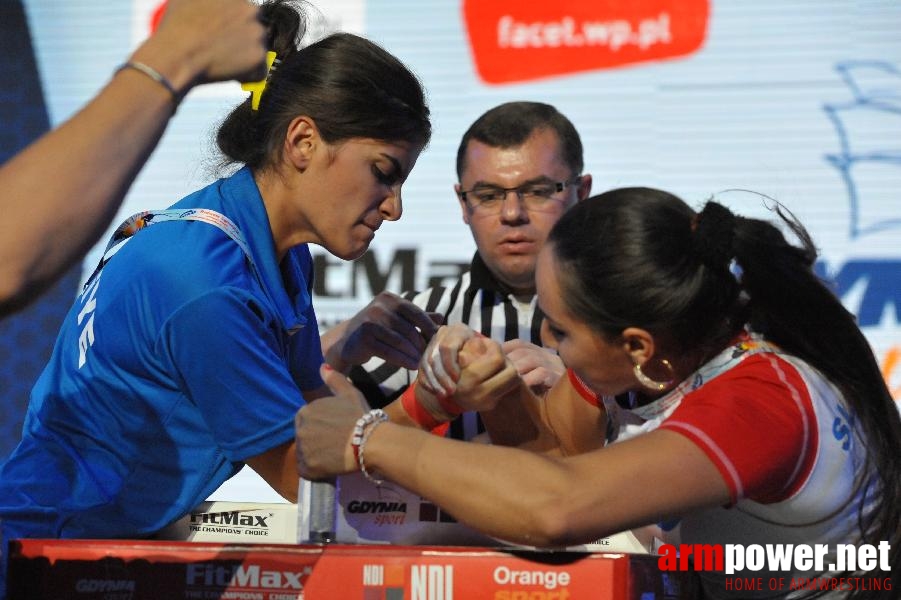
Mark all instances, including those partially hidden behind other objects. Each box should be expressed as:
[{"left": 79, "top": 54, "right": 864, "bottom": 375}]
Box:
[{"left": 462, "top": 0, "right": 710, "bottom": 84}]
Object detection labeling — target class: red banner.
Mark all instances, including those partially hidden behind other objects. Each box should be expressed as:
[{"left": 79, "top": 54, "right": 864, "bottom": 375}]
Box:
[
  {"left": 462, "top": 0, "right": 709, "bottom": 84},
  {"left": 8, "top": 539, "right": 683, "bottom": 599},
  {"left": 304, "top": 545, "right": 629, "bottom": 599}
]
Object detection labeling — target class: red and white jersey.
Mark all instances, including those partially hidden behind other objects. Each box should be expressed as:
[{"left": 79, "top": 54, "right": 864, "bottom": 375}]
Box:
[{"left": 604, "top": 335, "right": 874, "bottom": 598}]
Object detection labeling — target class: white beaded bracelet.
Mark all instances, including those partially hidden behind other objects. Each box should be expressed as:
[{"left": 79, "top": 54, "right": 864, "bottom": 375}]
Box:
[{"left": 352, "top": 409, "right": 388, "bottom": 485}]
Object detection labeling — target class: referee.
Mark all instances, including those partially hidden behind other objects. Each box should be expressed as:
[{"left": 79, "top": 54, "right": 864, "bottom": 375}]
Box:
[{"left": 326, "top": 101, "right": 593, "bottom": 440}]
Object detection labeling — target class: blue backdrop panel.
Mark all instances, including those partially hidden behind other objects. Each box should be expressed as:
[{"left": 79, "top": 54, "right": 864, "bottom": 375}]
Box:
[{"left": 0, "top": 0, "right": 81, "bottom": 459}]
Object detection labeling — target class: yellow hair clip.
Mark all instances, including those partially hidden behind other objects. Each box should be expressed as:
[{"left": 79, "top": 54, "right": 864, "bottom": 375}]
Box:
[{"left": 241, "top": 51, "right": 279, "bottom": 111}]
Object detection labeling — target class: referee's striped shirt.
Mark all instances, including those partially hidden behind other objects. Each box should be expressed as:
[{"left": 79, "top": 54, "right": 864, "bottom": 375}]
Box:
[{"left": 349, "top": 252, "right": 546, "bottom": 441}]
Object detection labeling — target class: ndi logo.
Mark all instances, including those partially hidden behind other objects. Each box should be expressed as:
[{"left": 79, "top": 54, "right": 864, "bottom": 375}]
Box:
[
  {"left": 363, "top": 564, "right": 384, "bottom": 585},
  {"left": 411, "top": 565, "right": 454, "bottom": 600},
  {"left": 362, "top": 562, "right": 406, "bottom": 596},
  {"left": 360, "top": 561, "right": 455, "bottom": 598}
]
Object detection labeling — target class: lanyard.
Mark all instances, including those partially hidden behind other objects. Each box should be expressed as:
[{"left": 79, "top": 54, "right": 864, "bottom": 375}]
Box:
[
  {"left": 626, "top": 334, "right": 780, "bottom": 422},
  {"left": 83, "top": 208, "right": 258, "bottom": 291}
]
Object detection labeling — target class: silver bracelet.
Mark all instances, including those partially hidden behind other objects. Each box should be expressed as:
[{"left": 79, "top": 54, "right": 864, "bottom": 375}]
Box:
[
  {"left": 352, "top": 409, "right": 388, "bottom": 485},
  {"left": 115, "top": 61, "right": 181, "bottom": 107}
]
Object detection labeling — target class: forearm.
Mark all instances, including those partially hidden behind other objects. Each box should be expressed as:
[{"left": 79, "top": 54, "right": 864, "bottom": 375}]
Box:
[
  {"left": 246, "top": 440, "right": 300, "bottom": 503},
  {"left": 478, "top": 378, "right": 562, "bottom": 453},
  {"left": 0, "top": 16, "right": 250, "bottom": 314},
  {"left": 298, "top": 368, "right": 728, "bottom": 547},
  {"left": 0, "top": 48, "right": 187, "bottom": 312},
  {"left": 363, "top": 425, "right": 730, "bottom": 548},
  {"left": 364, "top": 422, "right": 579, "bottom": 546},
  {"left": 482, "top": 374, "right": 607, "bottom": 456},
  {"left": 384, "top": 393, "right": 423, "bottom": 428}
]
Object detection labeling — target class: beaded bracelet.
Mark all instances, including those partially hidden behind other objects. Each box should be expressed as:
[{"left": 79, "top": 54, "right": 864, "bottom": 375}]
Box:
[
  {"left": 115, "top": 61, "right": 181, "bottom": 108},
  {"left": 351, "top": 409, "right": 388, "bottom": 485}
]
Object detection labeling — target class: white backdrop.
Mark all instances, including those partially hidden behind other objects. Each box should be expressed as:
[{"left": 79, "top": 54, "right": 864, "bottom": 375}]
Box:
[{"left": 21, "top": 0, "right": 901, "bottom": 500}]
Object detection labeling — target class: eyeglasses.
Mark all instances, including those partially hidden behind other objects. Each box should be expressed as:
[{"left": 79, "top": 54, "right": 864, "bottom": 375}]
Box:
[{"left": 459, "top": 176, "right": 582, "bottom": 214}]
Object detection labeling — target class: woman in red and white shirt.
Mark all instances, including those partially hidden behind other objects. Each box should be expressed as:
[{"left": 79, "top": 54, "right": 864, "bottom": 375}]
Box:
[{"left": 296, "top": 187, "right": 900, "bottom": 599}]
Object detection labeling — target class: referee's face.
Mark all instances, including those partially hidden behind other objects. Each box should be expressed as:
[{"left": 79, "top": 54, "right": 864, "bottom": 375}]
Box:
[{"left": 456, "top": 128, "right": 586, "bottom": 298}]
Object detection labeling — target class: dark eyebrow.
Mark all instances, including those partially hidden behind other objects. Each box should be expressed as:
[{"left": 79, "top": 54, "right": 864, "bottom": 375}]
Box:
[{"left": 468, "top": 175, "right": 557, "bottom": 188}]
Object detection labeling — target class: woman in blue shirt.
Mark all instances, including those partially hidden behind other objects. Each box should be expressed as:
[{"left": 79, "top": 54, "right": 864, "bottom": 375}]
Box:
[{"left": 0, "top": 0, "right": 432, "bottom": 584}]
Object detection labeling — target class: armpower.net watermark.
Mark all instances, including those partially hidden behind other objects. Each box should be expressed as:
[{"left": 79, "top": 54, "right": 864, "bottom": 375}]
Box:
[{"left": 658, "top": 542, "right": 893, "bottom": 594}]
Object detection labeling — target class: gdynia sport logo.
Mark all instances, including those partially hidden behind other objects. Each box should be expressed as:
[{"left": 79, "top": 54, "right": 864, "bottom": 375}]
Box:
[{"left": 657, "top": 542, "right": 893, "bottom": 594}]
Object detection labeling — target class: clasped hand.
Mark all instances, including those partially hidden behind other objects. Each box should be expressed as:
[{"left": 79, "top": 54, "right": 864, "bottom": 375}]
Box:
[
  {"left": 501, "top": 339, "right": 565, "bottom": 393},
  {"left": 417, "top": 324, "right": 522, "bottom": 414}
]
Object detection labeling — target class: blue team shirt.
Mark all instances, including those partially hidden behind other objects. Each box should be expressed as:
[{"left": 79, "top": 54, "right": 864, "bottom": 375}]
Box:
[{"left": 0, "top": 166, "right": 323, "bottom": 548}]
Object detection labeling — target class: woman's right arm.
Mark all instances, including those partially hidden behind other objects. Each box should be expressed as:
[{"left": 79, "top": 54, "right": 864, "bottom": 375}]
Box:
[
  {"left": 296, "top": 367, "right": 730, "bottom": 548},
  {"left": 368, "top": 422, "right": 729, "bottom": 547}
]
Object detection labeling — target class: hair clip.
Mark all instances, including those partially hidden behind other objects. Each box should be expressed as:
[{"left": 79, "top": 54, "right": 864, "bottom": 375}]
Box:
[{"left": 241, "top": 51, "right": 279, "bottom": 111}]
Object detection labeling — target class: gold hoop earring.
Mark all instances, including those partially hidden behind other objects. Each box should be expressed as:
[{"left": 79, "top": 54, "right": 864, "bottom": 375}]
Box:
[{"left": 633, "top": 359, "right": 675, "bottom": 392}]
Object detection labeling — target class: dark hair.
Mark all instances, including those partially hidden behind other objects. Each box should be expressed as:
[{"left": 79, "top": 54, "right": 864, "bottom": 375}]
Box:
[
  {"left": 217, "top": 0, "right": 431, "bottom": 170},
  {"left": 548, "top": 187, "right": 901, "bottom": 597},
  {"left": 455, "top": 101, "right": 583, "bottom": 180}
]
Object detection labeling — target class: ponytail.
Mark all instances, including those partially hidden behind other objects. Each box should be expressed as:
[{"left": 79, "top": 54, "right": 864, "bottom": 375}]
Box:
[
  {"left": 216, "top": 0, "right": 305, "bottom": 168},
  {"left": 730, "top": 204, "right": 901, "bottom": 596}
]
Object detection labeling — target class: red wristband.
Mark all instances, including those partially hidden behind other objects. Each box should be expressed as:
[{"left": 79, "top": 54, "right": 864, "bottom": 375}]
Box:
[
  {"left": 401, "top": 381, "right": 443, "bottom": 430},
  {"left": 435, "top": 392, "right": 465, "bottom": 418}
]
